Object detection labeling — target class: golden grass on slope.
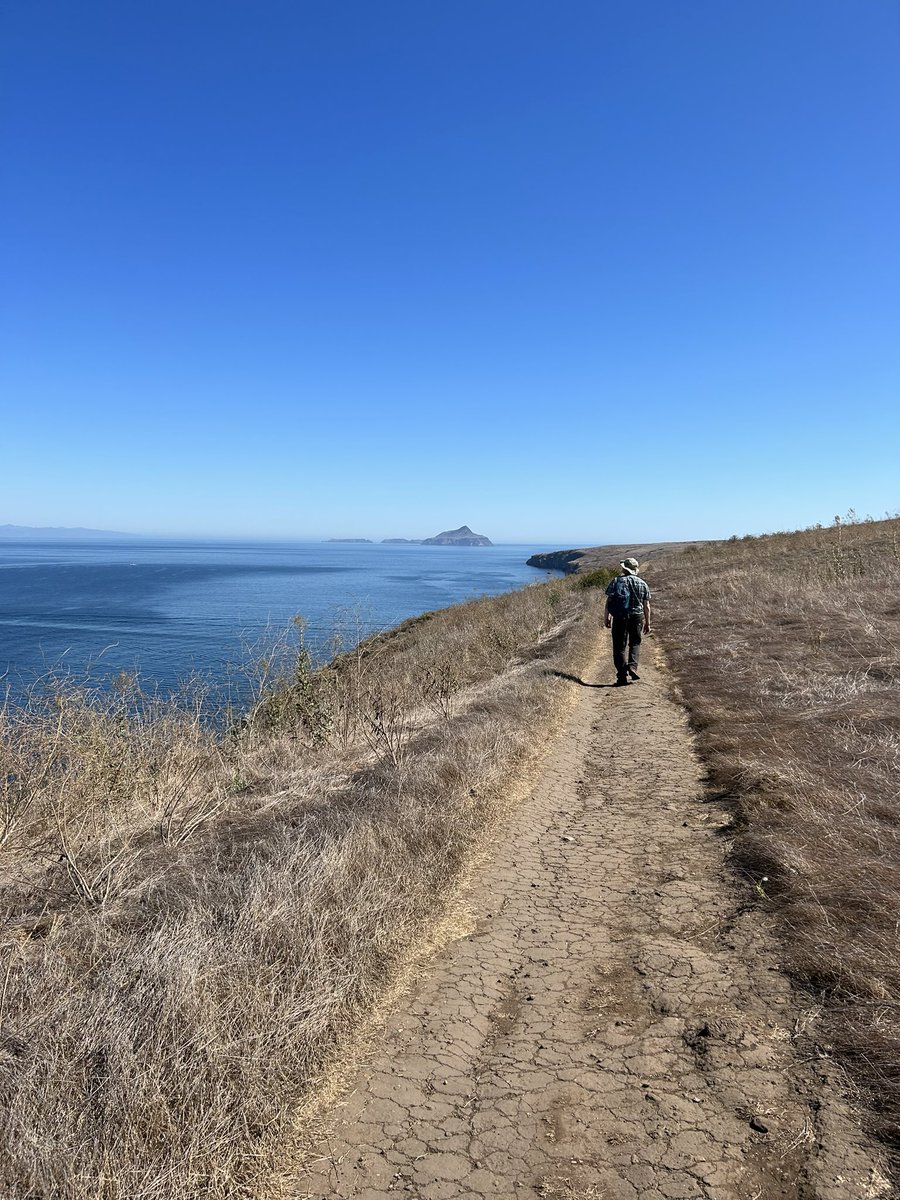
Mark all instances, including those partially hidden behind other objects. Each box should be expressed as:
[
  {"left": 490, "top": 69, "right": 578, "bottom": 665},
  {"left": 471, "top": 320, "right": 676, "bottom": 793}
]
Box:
[
  {"left": 0, "top": 577, "right": 596, "bottom": 1199},
  {"left": 655, "top": 516, "right": 900, "bottom": 1159}
]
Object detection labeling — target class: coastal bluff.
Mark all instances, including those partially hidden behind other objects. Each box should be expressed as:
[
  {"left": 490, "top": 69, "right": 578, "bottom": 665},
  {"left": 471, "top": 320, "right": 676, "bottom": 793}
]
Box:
[{"left": 527, "top": 539, "right": 703, "bottom": 574}]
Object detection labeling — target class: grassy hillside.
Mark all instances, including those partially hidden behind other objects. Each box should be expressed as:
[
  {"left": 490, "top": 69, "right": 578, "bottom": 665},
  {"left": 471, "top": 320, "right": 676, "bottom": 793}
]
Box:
[
  {"left": 5, "top": 516, "right": 897, "bottom": 1194},
  {"left": 0, "top": 579, "right": 599, "bottom": 1199},
  {"left": 653, "top": 515, "right": 900, "bottom": 1160}
]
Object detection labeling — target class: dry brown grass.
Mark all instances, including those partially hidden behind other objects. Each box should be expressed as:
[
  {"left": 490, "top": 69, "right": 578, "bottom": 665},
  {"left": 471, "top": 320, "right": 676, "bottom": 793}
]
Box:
[
  {"left": 654, "top": 515, "right": 900, "bottom": 1160},
  {"left": 0, "top": 577, "right": 597, "bottom": 1199}
]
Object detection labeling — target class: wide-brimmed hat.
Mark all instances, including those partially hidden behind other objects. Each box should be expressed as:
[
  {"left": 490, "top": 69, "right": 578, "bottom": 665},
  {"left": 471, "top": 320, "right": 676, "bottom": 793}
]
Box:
[{"left": 620, "top": 557, "right": 640, "bottom": 575}]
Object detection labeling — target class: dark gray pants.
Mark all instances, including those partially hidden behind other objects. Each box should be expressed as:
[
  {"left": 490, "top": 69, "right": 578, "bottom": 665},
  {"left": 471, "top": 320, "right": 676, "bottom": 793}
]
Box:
[{"left": 611, "top": 615, "right": 642, "bottom": 675}]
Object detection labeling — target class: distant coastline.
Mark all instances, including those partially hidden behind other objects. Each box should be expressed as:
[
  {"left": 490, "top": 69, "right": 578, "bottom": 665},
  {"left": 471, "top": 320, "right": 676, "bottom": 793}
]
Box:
[
  {"left": 0, "top": 524, "right": 135, "bottom": 541},
  {"left": 526, "top": 540, "right": 705, "bottom": 574}
]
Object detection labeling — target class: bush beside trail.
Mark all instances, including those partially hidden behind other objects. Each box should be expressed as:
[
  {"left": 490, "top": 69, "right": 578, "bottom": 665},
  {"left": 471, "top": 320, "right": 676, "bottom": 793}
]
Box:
[{"left": 574, "top": 565, "right": 619, "bottom": 591}]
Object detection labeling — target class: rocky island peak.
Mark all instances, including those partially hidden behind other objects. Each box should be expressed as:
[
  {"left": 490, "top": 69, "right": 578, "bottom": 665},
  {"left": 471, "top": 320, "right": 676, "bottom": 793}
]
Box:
[{"left": 422, "top": 525, "right": 492, "bottom": 547}]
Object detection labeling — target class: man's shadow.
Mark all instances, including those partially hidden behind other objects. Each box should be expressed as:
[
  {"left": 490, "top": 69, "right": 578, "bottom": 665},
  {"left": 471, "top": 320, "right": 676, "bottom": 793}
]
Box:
[{"left": 545, "top": 669, "right": 620, "bottom": 689}]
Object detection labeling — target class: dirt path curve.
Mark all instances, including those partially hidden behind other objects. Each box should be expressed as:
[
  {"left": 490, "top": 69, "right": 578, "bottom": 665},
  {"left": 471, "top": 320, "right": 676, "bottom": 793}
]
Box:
[{"left": 295, "top": 646, "right": 887, "bottom": 1200}]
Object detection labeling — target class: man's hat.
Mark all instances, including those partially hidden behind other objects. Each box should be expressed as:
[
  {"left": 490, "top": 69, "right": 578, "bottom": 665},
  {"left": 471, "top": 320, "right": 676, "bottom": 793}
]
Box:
[{"left": 620, "top": 557, "right": 640, "bottom": 574}]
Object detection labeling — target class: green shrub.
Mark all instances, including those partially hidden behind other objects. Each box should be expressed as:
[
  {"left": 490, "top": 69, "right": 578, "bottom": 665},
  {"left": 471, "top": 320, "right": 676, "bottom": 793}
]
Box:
[{"left": 574, "top": 566, "right": 618, "bottom": 590}]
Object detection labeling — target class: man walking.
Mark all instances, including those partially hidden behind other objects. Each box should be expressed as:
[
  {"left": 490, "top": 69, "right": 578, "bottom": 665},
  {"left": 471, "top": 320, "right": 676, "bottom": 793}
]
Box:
[{"left": 604, "top": 557, "right": 652, "bottom": 686}]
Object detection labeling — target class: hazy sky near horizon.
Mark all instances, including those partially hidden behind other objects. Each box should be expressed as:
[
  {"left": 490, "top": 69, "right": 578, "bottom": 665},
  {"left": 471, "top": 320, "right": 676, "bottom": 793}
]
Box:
[{"left": 3, "top": 2, "right": 899, "bottom": 544}]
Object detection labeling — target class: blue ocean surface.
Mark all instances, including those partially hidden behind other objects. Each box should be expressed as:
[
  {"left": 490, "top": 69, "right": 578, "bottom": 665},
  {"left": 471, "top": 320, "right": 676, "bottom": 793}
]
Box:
[{"left": 0, "top": 540, "right": 563, "bottom": 698}]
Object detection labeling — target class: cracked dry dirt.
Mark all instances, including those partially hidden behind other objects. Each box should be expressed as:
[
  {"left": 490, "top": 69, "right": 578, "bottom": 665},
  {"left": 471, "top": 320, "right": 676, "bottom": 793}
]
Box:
[{"left": 296, "top": 646, "right": 887, "bottom": 1200}]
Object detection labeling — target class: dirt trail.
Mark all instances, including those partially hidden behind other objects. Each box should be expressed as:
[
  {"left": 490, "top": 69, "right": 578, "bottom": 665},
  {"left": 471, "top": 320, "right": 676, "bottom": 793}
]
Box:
[{"left": 295, "top": 646, "right": 888, "bottom": 1200}]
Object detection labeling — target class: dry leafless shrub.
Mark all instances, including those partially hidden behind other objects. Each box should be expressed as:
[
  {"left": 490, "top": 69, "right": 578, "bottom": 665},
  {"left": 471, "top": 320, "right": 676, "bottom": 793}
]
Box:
[{"left": 656, "top": 515, "right": 900, "bottom": 1161}]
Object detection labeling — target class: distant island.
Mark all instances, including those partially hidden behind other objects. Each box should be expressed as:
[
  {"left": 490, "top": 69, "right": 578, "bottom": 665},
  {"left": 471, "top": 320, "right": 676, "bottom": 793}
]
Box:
[
  {"left": 423, "top": 525, "right": 492, "bottom": 547},
  {"left": 330, "top": 526, "right": 493, "bottom": 547},
  {"left": 0, "top": 524, "right": 134, "bottom": 540}
]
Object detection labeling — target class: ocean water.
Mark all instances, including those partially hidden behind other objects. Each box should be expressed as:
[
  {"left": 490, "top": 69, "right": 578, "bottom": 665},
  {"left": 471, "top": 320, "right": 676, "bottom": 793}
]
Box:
[{"left": 0, "top": 540, "right": 562, "bottom": 697}]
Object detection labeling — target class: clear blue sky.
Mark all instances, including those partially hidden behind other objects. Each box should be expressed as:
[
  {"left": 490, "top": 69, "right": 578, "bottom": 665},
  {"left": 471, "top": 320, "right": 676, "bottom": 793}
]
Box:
[{"left": 2, "top": 1, "right": 898, "bottom": 543}]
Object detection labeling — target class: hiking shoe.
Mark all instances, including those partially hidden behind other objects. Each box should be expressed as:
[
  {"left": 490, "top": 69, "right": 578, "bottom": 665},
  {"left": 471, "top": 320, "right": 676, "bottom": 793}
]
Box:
[
  {"left": 627, "top": 666, "right": 640, "bottom": 680},
  {"left": 614, "top": 675, "right": 629, "bottom": 687}
]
